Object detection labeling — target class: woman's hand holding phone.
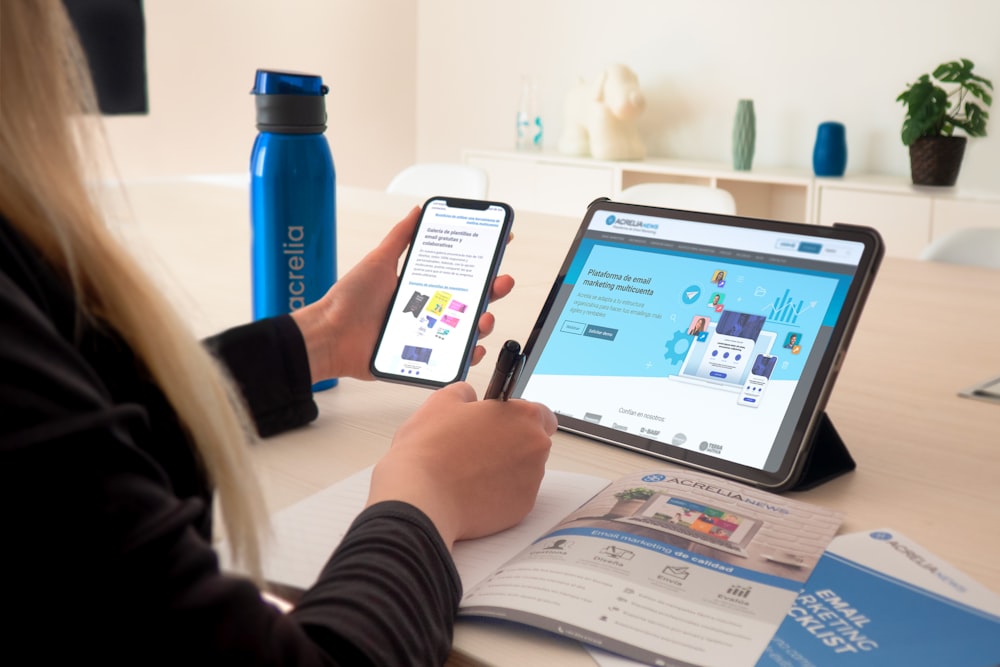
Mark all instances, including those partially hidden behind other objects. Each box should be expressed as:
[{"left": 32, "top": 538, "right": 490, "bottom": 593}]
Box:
[{"left": 290, "top": 204, "right": 513, "bottom": 386}]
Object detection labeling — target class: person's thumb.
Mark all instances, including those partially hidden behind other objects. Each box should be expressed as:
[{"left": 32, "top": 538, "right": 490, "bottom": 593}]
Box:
[{"left": 426, "top": 381, "right": 477, "bottom": 407}]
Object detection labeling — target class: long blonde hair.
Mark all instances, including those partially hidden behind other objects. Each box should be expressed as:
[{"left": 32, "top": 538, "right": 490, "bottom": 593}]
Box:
[{"left": 0, "top": 1, "right": 265, "bottom": 577}]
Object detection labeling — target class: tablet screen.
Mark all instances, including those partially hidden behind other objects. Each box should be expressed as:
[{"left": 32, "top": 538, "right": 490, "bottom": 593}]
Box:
[{"left": 512, "top": 200, "right": 882, "bottom": 490}]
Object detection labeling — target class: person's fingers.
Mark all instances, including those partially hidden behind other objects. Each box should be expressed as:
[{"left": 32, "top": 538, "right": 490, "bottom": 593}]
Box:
[
  {"left": 373, "top": 206, "right": 420, "bottom": 263},
  {"left": 470, "top": 344, "right": 486, "bottom": 368},
  {"left": 476, "top": 311, "right": 496, "bottom": 338},
  {"left": 533, "top": 402, "right": 558, "bottom": 434},
  {"left": 430, "top": 380, "right": 477, "bottom": 405},
  {"left": 489, "top": 274, "right": 515, "bottom": 302}
]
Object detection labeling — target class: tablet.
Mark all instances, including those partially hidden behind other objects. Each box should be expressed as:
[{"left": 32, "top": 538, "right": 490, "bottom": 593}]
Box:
[{"left": 511, "top": 199, "right": 884, "bottom": 491}]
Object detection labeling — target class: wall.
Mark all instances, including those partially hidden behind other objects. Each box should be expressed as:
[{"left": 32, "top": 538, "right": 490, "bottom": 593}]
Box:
[
  {"left": 415, "top": 0, "right": 1000, "bottom": 193},
  {"left": 103, "top": 0, "right": 416, "bottom": 189},
  {"left": 104, "top": 1, "right": 1000, "bottom": 194}
]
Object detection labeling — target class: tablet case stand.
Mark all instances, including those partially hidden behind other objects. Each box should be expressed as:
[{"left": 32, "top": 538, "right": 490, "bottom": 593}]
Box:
[{"left": 789, "top": 412, "right": 855, "bottom": 491}]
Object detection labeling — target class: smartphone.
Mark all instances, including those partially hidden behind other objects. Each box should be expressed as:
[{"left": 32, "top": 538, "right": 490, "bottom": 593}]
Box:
[
  {"left": 738, "top": 353, "right": 777, "bottom": 408},
  {"left": 370, "top": 196, "right": 514, "bottom": 387}
]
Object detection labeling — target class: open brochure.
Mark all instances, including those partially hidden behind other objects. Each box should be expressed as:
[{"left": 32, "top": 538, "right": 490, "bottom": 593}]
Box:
[
  {"left": 241, "top": 465, "right": 843, "bottom": 666},
  {"left": 591, "top": 529, "right": 1000, "bottom": 667},
  {"left": 458, "top": 469, "right": 843, "bottom": 666}
]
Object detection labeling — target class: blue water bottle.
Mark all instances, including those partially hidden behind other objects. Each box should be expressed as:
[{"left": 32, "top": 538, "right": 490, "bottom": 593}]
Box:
[{"left": 250, "top": 69, "right": 337, "bottom": 390}]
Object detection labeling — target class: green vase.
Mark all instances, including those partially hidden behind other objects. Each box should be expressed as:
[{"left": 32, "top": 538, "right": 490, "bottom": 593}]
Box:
[{"left": 732, "top": 99, "right": 756, "bottom": 171}]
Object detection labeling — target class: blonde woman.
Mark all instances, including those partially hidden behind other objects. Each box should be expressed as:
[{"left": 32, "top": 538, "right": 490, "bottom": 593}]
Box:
[{"left": 0, "top": 2, "right": 556, "bottom": 664}]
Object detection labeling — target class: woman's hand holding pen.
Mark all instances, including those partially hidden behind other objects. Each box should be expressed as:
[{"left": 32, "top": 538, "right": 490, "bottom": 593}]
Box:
[
  {"left": 291, "top": 206, "right": 515, "bottom": 384},
  {"left": 368, "top": 381, "right": 556, "bottom": 549}
]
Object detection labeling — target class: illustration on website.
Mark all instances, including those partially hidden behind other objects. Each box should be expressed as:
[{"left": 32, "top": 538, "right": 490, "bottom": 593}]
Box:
[{"left": 390, "top": 289, "right": 467, "bottom": 376}]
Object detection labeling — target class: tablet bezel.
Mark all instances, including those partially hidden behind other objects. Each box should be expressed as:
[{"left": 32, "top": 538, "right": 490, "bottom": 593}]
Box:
[{"left": 511, "top": 199, "right": 884, "bottom": 491}]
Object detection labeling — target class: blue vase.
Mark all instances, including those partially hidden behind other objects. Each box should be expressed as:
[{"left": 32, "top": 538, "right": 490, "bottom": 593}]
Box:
[
  {"left": 732, "top": 99, "right": 756, "bottom": 171},
  {"left": 813, "top": 121, "right": 847, "bottom": 176}
]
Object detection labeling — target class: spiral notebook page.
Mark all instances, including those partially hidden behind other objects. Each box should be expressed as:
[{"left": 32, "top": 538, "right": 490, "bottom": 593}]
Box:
[{"left": 251, "top": 467, "right": 610, "bottom": 592}]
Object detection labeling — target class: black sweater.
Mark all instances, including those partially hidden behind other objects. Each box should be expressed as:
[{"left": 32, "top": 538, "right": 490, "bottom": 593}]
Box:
[{"left": 0, "top": 216, "right": 461, "bottom": 666}]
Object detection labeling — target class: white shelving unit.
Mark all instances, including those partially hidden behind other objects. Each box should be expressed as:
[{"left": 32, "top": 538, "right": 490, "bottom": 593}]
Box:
[
  {"left": 814, "top": 175, "right": 1000, "bottom": 259},
  {"left": 464, "top": 148, "right": 812, "bottom": 224},
  {"left": 464, "top": 148, "right": 1000, "bottom": 259}
]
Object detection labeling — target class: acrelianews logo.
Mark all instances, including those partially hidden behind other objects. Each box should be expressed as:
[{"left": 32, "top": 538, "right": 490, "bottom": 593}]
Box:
[{"left": 604, "top": 214, "right": 659, "bottom": 234}]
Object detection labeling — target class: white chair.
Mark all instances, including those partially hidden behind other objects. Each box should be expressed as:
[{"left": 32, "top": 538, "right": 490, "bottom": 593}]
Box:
[
  {"left": 618, "top": 183, "right": 737, "bottom": 215},
  {"left": 385, "top": 163, "right": 489, "bottom": 199},
  {"left": 920, "top": 228, "right": 1000, "bottom": 270}
]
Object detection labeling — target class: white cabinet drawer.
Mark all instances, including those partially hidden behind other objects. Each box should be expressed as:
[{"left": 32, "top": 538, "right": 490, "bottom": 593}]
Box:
[
  {"left": 818, "top": 188, "right": 932, "bottom": 258},
  {"left": 932, "top": 198, "right": 1000, "bottom": 240}
]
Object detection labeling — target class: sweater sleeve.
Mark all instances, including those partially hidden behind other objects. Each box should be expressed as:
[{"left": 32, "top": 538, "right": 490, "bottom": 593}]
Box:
[
  {"left": 293, "top": 501, "right": 463, "bottom": 665},
  {"left": 0, "top": 271, "right": 460, "bottom": 666},
  {"left": 204, "top": 314, "right": 318, "bottom": 437}
]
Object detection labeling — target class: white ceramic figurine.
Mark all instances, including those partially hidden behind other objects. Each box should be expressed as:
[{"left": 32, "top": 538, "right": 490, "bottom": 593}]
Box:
[{"left": 558, "top": 63, "right": 646, "bottom": 161}]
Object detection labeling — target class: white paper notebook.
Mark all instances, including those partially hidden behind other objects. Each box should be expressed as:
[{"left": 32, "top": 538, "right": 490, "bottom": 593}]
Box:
[{"left": 232, "top": 467, "right": 611, "bottom": 592}]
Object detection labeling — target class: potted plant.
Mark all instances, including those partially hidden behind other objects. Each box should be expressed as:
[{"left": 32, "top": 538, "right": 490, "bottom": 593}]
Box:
[
  {"left": 606, "top": 487, "right": 656, "bottom": 518},
  {"left": 896, "top": 58, "right": 993, "bottom": 186}
]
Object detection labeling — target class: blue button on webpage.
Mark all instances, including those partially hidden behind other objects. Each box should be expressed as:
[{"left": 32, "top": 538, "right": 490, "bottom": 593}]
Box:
[
  {"left": 583, "top": 325, "right": 618, "bottom": 341},
  {"left": 798, "top": 242, "right": 822, "bottom": 254}
]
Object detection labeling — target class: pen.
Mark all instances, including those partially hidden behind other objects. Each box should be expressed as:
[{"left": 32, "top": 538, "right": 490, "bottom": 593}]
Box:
[{"left": 484, "top": 339, "right": 523, "bottom": 401}]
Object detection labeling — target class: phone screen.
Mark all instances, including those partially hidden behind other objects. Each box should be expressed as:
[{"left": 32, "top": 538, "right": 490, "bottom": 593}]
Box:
[{"left": 370, "top": 197, "right": 514, "bottom": 386}]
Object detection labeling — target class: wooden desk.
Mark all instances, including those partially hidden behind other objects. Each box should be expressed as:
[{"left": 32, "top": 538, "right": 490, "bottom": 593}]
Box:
[{"left": 119, "top": 180, "right": 1000, "bottom": 666}]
